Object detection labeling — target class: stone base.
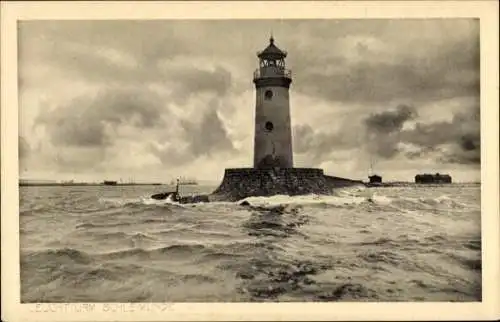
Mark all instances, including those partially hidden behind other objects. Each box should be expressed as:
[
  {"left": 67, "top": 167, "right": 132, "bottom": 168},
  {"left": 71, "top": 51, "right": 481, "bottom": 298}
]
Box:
[{"left": 209, "top": 167, "right": 362, "bottom": 202}]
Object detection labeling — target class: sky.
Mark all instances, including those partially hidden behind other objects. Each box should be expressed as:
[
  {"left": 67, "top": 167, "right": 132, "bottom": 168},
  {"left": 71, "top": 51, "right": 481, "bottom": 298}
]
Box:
[{"left": 18, "top": 19, "right": 480, "bottom": 183}]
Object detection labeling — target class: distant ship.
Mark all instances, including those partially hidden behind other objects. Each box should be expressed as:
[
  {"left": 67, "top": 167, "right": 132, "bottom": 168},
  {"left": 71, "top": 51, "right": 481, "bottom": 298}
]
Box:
[
  {"left": 171, "top": 177, "right": 198, "bottom": 185},
  {"left": 366, "top": 155, "right": 383, "bottom": 187},
  {"left": 103, "top": 180, "right": 118, "bottom": 185}
]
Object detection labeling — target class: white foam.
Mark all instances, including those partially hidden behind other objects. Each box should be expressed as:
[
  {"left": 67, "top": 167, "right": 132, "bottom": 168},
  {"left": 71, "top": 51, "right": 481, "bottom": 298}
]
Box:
[
  {"left": 371, "top": 194, "right": 393, "bottom": 206},
  {"left": 141, "top": 194, "right": 179, "bottom": 205},
  {"left": 240, "top": 193, "right": 369, "bottom": 208},
  {"left": 98, "top": 197, "right": 142, "bottom": 206},
  {"left": 99, "top": 195, "right": 182, "bottom": 207},
  {"left": 100, "top": 189, "right": 395, "bottom": 210},
  {"left": 434, "top": 195, "right": 451, "bottom": 202}
]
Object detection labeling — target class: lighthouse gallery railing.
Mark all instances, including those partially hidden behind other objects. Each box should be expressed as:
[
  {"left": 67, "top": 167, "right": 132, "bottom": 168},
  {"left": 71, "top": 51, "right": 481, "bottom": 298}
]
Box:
[{"left": 254, "top": 67, "right": 292, "bottom": 80}]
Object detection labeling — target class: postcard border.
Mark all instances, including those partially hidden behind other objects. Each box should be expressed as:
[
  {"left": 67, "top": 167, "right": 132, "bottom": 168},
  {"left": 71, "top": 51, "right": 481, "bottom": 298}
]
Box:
[{"left": 1, "top": 1, "right": 499, "bottom": 321}]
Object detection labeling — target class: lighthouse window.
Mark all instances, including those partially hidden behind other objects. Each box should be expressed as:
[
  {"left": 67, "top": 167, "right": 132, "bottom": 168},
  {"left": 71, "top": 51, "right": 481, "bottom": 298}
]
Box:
[
  {"left": 265, "top": 121, "right": 274, "bottom": 132},
  {"left": 264, "top": 90, "right": 273, "bottom": 100}
]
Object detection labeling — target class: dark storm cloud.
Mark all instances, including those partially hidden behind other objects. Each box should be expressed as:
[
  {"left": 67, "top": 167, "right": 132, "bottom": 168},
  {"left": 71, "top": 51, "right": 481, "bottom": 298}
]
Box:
[
  {"left": 402, "top": 106, "right": 480, "bottom": 164},
  {"left": 365, "top": 104, "right": 480, "bottom": 164},
  {"left": 290, "top": 20, "right": 479, "bottom": 105},
  {"left": 439, "top": 148, "right": 481, "bottom": 165},
  {"left": 21, "top": 36, "right": 234, "bottom": 98},
  {"left": 18, "top": 20, "right": 235, "bottom": 102},
  {"left": 19, "top": 19, "right": 479, "bottom": 104},
  {"left": 363, "top": 104, "right": 418, "bottom": 158},
  {"left": 365, "top": 104, "right": 417, "bottom": 134},
  {"left": 292, "top": 104, "right": 418, "bottom": 163},
  {"left": 20, "top": 19, "right": 479, "bottom": 109},
  {"left": 148, "top": 103, "right": 235, "bottom": 166},
  {"left": 293, "top": 122, "right": 360, "bottom": 164},
  {"left": 295, "top": 55, "right": 479, "bottom": 104},
  {"left": 293, "top": 124, "right": 338, "bottom": 163},
  {"left": 18, "top": 21, "right": 187, "bottom": 83},
  {"left": 35, "top": 88, "right": 166, "bottom": 148},
  {"left": 180, "top": 107, "right": 235, "bottom": 157},
  {"left": 294, "top": 102, "right": 480, "bottom": 167}
]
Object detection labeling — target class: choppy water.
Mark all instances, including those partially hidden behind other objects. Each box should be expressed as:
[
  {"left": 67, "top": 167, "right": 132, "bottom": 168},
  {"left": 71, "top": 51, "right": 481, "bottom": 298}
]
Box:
[{"left": 20, "top": 184, "right": 481, "bottom": 302}]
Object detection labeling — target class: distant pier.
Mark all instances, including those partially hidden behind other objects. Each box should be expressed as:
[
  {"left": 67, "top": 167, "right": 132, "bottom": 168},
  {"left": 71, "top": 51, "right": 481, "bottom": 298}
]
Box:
[{"left": 19, "top": 182, "right": 164, "bottom": 187}]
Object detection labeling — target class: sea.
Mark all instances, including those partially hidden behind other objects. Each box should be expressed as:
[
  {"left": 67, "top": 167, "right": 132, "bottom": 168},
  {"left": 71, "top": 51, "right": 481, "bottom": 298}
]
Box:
[{"left": 20, "top": 184, "right": 482, "bottom": 302}]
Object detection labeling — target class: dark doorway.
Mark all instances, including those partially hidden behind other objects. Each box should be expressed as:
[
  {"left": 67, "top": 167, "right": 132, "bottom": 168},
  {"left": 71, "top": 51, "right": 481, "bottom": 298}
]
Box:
[{"left": 265, "top": 121, "right": 274, "bottom": 132}]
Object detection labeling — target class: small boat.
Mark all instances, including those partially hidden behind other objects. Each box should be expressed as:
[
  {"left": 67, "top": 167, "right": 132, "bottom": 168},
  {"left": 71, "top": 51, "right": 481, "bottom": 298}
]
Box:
[
  {"left": 151, "top": 179, "right": 180, "bottom": 201},
  {"left": 366, "top": 174, "right": 383, "bottom": 187}
]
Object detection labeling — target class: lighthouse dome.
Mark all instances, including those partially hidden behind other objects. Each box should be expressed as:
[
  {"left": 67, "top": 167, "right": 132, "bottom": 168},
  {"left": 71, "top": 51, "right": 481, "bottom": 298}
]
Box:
[{"left": 257, "top": 37, "right": 287, "bottom": 59}]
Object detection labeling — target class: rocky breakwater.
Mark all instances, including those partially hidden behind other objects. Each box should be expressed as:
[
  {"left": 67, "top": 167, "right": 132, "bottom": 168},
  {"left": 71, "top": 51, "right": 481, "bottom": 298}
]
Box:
[{"left": 209, "top": 168, "right": 341, "bottom": 202}]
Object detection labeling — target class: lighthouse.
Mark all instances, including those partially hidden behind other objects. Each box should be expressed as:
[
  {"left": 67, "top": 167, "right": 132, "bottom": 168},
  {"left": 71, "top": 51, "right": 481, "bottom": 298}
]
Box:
[
  {"left": 207, "top": 36, "right": 363, "bottom": 202},
  {"left": 253, "top": 36, "right": 294, "bottom": 169}
]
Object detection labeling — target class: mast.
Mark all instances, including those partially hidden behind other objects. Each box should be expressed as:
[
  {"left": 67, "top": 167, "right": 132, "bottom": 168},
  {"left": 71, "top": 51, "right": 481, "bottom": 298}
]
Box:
[{"left": 368, "top": 153, "right": 374, "bottom": 176}]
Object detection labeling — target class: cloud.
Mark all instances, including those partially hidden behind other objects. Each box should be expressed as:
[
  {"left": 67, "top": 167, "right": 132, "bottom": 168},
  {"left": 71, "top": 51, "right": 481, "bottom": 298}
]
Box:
[
  {"left": 181, "top": 105, "right": 235, "bottom": 157},
  {"left": 26, "top": 59, "right": 236, "bottom": 175},
  {"left": 54, "top": 147, "right": 109, "bottom": 172},
  {"left": 285, "top": 19, "right": 479, "bottom": 106},
  {"left": 293, "top": 101, "right": 480, "bottom": 168},
  {"left": 166, "top": 65, "right": 233, "bottom": 104},
  {"left": 365, "top": 104, "right": 417, "bottom": 134},
  {"left": 293, "top": 114, "right": 366, "bottom": 166},
  {"left": 363, "top": 103, "right": 480, "bottom": 165},
  {"left": 148, "top": 100, "right": 236, "bottom": 166},
  {"left": 35, "top": 87, "right": 166, "bottom": 149},
  {"left": 402, "top": 105, "right": 480, "bottom": 165},
  {"left": 293, "top": 124, "right": 345, "bottom": 164},
  {"left": 362, "top": 104, "right": 417, "bottom": 158},
  {"left": 296, "top": 55, "right": 479, "bottom": 105}
]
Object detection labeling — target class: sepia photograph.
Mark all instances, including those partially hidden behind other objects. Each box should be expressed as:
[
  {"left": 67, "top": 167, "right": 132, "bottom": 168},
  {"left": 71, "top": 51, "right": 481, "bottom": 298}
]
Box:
[
  {"left": 2, "top": 1, "right": 499, "bottom": 321},
  {"left": 17, "top": 17, "right": 482, "bottom": 303}
]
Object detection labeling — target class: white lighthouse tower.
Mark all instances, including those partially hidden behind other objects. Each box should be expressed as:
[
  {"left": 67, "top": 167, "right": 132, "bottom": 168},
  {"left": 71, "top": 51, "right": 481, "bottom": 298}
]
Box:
[{"left": 253, "top": 36, "right": 293, "bottom": 169}]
